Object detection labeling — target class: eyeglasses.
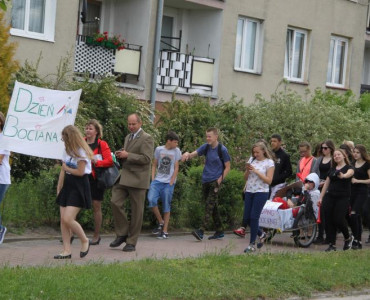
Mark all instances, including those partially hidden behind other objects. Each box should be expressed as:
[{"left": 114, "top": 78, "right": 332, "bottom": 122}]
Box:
[
  {"left": 321, "top": 146, "right": 329, "bottom": 150},
  {"left": 304, "top": 180, "right": 314, "bottom": 184}
]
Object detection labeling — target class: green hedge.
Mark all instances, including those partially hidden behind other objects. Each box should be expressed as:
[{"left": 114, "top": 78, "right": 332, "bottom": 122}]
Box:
[{"left": 1, "top": 166, "right": 245, "bottom": 232}]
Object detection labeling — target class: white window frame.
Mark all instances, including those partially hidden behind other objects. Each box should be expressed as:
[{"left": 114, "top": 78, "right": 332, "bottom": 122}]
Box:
[
  {"left": 234, "top": 16, "right": 263, "bottom": 74},
  {"left": 326, "top": 36, "right": 349, "bottom": 88},
  {"left": 10, "top": 0, "right": 57, "bottom": 42},
  {"left": 284, "top": 27, "right": 308, "bottom": 82}
]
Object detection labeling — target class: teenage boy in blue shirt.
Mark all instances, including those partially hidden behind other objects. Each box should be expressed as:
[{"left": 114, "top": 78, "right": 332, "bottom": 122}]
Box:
[{"left": 182, "top": 128, "right": 231, "bottom": 240}]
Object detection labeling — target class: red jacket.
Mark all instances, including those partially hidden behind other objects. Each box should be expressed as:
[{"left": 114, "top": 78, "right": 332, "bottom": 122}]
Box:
[{"left": 91, "top": 139, "right": 113, "bottom": 178}]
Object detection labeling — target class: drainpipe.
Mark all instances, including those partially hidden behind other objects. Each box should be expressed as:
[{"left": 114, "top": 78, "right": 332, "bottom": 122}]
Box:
[{"left": 150, "top": 0, "right": 164, "bottom": 122}]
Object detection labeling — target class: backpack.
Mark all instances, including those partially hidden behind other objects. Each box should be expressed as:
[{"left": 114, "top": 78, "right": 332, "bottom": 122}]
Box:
[{"left": 204, "top": 143, "right": 225, "bottom": 171}]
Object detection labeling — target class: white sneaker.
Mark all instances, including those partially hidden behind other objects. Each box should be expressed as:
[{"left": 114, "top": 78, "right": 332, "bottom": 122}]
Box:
[
  {"left": 244, "top": 244, "right": 256, "bottom": 253},
  {"left": 157, "top": 232, "right": 168, "bottom": 239}
]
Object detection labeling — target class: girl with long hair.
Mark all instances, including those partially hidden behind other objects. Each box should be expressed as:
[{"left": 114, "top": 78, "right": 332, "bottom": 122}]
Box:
[
  {"left": 236, "top": 142, "right": 275, "bottom": 253},
  {"left": 314, "top": 139, "right": 335, "bottom": 244},
  {"left": 319, "top": 149, "right": 354, "bottom": 252},
  {"left": 55, "top": 125, "right": 94, "bottom": 259},
  {"left": 350, "top": 144, "right": 370, "bottom": 249}
]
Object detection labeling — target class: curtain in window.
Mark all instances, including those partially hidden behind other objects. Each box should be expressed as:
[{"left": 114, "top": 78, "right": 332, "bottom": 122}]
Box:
[
  {"left": 326, "top": 39, "right": 335, "bottom": 83},
  {"left": 244, "top": 20, "right": 257, "bottom": 70},
  {"left": 285, "top": 30, "right": 292, "bottom": 77},
  {"left": 334, "top": 41, "right": 345, "bottom": 84},
  {"left": 235, "top": 19, "right": 244, "bottom": 68},
  {"left": 293, "top": 32, "right": 304, "bottom": 78},
  {"left": 29, "top": 0, "right": 45, "bottom": 33},
  {"left": 12, "top": 0, "right": 26, "bottom": 30}
]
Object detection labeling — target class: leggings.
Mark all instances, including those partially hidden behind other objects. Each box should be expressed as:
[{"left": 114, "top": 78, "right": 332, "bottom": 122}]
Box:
[
  {"left": 350, "top": 188, "right": 368, "bottom": 241},
  {"left": 322, "top": 193, "right": 350, "bottom": 245}
]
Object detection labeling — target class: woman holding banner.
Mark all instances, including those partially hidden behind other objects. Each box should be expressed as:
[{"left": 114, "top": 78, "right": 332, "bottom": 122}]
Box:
[
  {"left": 0, "top": 112, "right": 10, "bottom": 244},
  {"left": 84, "top": 119, "right": 113, "bottom": 245},
  {"left": 55, "top": 125, "right": 93, "bottom": 259}
]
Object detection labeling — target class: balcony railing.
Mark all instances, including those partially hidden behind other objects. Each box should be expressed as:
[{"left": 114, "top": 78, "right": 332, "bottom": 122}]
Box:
[
  {"left": 157, "top": 50, "right": 215, "bottom": 95},
  {"left": 74, "top": 35, "right": 142, "bottom": 81}
]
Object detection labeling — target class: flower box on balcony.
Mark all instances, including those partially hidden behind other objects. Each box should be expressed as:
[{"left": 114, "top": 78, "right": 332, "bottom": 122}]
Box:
[{"left": 86, "top": 36, "right": 103, "bottom": 46}]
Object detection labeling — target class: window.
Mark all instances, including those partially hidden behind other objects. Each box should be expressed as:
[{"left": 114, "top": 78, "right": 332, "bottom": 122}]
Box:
[
  {"left": 234, "top": 17, "right": 263, "bottom": 73},
  {"left": 284, "top": 28, "right": 308, "bottom": 82},
  {"left": 10, "top": 0, "right": 57, "bottom": 42},
  {"left": 326, "top": 36, "right": 348, "bottom": 88}
]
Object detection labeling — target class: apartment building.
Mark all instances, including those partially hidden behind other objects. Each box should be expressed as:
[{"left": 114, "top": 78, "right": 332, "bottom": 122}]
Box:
[{"left": 6, "top": 0, "right": 368, "bottom": 106}]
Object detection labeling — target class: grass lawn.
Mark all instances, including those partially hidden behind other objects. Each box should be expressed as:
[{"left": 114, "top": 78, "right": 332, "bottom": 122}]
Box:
[{"left": 1, "top": 250, "right": 369, "bottom": 299}]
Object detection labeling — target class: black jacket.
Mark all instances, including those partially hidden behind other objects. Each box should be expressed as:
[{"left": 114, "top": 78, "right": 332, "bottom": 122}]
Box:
[{"left": 271, "top": 147, "right": 292, "bottom": 186}]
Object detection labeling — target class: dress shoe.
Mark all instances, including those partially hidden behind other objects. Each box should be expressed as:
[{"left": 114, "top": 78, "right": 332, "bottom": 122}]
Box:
[
  {"left": 122, "top": 244, "right": 135, "bottom": 252},
  {"left": 80, "top": 244, "right": 90, "bottom": 258},
  {"left": 109, "top": 235, "right": 127, "bottom": 248},
  {"left": 89, "top": 237, "right": 101, "bottom": 245},
  {"left": 54, "top": 253, "right": 72, "bottom": 259}
]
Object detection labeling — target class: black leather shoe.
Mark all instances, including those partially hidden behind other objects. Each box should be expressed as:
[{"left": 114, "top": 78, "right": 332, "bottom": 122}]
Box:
[
  {"left": 122, "top": 244, "right": 135, "bottom": 252},
  {"left": 54, "top": 253, "right": 72, "bottom": 259},
  {"left": 110, "top": 235, "right": 127, "bottom": 248},
  {"left": 89, "top": 237, "right": 101, "bottom": 246},
  {"left": 80, "top": 244, "right": 90, "bottom": 258}
]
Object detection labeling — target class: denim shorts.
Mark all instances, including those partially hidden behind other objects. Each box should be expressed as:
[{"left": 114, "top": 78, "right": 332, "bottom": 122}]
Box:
[
  {"left": 147, "top": 180, "right": 175, "bottom": 213},
  {"left": 0, "top": 184, "right": 10, "bottom": 204}
]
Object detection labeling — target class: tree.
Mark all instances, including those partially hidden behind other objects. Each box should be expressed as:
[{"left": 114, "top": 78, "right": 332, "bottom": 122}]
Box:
[
  {"left": 0, "top": 0, "right": 9, "bottom": 11},
  {"left": 0, "top": 10, "right": 19, "bottom": 113}
]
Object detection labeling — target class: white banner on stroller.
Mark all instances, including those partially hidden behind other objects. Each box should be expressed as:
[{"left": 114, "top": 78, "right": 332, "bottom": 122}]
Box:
[{"left": 259, "top": 201, "right": 295, "bottom": 231}]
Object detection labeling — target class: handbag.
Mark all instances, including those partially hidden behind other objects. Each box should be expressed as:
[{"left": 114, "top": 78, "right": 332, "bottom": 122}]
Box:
[
  {"left": 96, "top": 162, "right": 120, "bottom": 189},
  {"left": 95, "top": 142, "right": 120, "bottom": 189}
]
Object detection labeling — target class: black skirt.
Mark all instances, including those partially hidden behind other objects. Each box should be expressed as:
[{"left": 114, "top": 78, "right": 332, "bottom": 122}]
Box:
[
  {"left": 88, "top": 174, "right": 105, "bottom": 201},
  {"left": 56, "top": 173, "right": 92, "bottom": 209}
]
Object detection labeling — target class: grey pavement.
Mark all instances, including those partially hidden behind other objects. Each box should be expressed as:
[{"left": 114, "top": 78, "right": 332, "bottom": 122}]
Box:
[{"left": 1, "top": 230, "right": 369, "bottom": 267}]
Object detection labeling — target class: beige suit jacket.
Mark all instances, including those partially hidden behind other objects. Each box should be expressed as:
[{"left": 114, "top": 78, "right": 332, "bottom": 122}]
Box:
[{"left": 118, "top": 129, "right": 154, "bottom": 189}]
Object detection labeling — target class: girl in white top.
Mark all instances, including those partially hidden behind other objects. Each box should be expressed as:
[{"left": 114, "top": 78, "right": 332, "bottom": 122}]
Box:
[
  {"left": 241, "top": 142, "right": 275, "bottom": 253},
  {"left": 0, "top": 112, "right": 10, "bottom": 244},
  {"left": 55, "top": 125, "right": 93, "bottom": 259}
]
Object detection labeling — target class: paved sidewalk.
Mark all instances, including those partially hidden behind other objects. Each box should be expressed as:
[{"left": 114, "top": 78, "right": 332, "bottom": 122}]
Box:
[{"left": 1, "top": 230, "right": 369, "bottom": 267}]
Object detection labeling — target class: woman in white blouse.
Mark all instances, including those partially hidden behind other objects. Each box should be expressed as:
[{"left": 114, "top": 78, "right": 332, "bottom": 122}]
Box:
[
  {"left": 241, "top": 142, "right": 275, "bottom": 253},
  {"left": 55, "top": 125, "right": 94, "bottom": 259}
]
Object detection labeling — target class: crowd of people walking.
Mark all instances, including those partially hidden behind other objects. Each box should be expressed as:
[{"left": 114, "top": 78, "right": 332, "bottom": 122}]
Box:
[{"left": 0, "top": 111, "right": 369, "bottom": 258}]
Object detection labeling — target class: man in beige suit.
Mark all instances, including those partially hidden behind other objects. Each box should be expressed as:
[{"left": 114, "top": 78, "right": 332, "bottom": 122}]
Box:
[{"left": 110, "top": 113, "right": 154, "bottom": 252}]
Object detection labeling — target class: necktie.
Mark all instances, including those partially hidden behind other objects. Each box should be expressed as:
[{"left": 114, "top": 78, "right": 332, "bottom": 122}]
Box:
[{"left": 129, "top": 133, "right": 134, "bottom": 141}]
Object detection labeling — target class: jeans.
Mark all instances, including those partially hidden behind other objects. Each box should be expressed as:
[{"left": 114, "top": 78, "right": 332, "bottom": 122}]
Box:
[
  {"left": 243, "top": 192, "right": 269, "bottom": 244},
  {"left": 0, "top": 184, "right": 10, "bottom": 227},
  {"left": 147, "top": 180, "right": 175, "bottom": 213}
]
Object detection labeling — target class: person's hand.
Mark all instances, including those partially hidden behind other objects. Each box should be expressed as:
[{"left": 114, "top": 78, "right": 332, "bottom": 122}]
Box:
[
  {"left": 217, "top": 176, "right": 223, "bottom": 185},
  {"left": 61, "top": 162, "right": 68, "bottom": 171},
  {"left": 181, "top": 152, "right": 190, "bottom": 162},
  {"left": 287, "top": 199, "right": 294, "bottom": 208},
  {"left": 351, "top": 178, "right": 358, "bottom": 184},
  {"left": 337, "top": 172, "right": 344, "bottom": 179},
  {"left": 170, "top": 178, "right": 175, "bottom": 186},
  {"left": 318, "top": 197, "right": 322, "bottom": 206},
  {"left": 116, "top": 150, "right": 128, "bottom": 159}
]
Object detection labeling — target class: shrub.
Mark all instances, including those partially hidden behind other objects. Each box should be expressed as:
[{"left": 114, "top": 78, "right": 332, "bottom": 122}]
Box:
[{"left": 0, "top": 10, "right": 19, "bottom": 113}]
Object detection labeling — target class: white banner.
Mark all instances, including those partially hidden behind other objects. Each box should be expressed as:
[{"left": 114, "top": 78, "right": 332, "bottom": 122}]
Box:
[{"left": 1, "top": 81, "right": 82, "bottom": 159}]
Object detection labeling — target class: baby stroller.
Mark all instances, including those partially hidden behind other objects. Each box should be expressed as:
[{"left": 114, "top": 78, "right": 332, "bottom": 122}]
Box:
[{"left": 260, "top": 181, "right": 318, "bottom": 248}]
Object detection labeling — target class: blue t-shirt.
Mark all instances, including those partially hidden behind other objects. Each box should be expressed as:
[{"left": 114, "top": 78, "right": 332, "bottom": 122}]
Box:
[{"left": 197, "top": 143, "right": 231, "bottom": 183}]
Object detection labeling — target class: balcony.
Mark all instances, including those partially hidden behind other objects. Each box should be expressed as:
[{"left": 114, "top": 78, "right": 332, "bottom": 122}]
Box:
[
  {"left": 157, "top": 50, "right": 215, "bottom": 96},
  {"left": 73, "top": 35, "right": 142, "bottom": 82}
]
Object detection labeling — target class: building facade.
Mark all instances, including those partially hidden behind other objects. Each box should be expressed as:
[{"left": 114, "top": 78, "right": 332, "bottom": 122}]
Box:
[{"left": 6, "top": 0, "right": 369, "bottom": 106}]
